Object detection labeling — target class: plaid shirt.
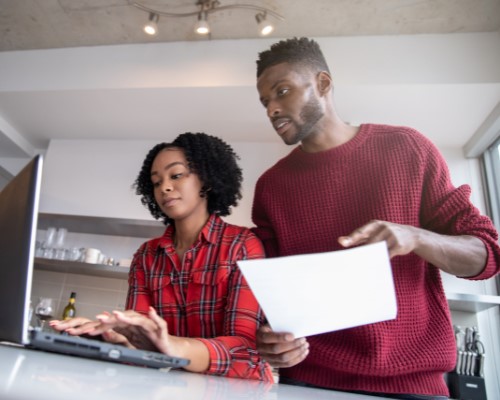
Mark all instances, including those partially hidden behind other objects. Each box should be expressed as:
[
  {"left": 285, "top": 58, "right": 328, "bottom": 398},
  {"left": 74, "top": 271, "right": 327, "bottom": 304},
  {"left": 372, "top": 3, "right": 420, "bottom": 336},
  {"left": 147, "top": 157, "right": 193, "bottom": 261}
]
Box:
[{"left": 126, "top": 214, "right": 273, "bottom": 381}]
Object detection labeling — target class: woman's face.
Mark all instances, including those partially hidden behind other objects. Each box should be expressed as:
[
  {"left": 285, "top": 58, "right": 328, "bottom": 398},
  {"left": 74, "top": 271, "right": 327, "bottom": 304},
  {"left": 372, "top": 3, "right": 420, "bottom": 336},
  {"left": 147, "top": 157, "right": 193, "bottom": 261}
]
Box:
[{"left": 150, "top": 147, "right": 208, "bottom": 223}]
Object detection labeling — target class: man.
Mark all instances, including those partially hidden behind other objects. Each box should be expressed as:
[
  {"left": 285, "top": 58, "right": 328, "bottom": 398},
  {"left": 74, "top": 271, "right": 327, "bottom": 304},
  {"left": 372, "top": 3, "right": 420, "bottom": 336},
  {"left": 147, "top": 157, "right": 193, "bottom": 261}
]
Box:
[{"left": 252, "top": 37, "right": 500, "bottom": 399}]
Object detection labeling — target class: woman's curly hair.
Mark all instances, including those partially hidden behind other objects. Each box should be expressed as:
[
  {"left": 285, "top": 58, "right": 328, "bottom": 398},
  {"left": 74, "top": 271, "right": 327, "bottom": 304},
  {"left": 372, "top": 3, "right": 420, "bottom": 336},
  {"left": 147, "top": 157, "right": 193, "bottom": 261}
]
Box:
[{"left": 134, "top": 132, "right": 243, "bottom": 225}]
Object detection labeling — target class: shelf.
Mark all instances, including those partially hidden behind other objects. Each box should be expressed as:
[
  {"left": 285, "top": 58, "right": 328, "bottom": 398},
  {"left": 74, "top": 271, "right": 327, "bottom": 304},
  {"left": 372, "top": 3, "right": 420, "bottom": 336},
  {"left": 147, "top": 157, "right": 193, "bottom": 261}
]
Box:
[
  {"left": 446, "top": 292, "right": 500, "bottom": 313},
  {"left": 38, "top": 212, "right": 165, "bottom": 238},
  {"left": 35, "top": 258, "right": 129, "bottom": 279}
]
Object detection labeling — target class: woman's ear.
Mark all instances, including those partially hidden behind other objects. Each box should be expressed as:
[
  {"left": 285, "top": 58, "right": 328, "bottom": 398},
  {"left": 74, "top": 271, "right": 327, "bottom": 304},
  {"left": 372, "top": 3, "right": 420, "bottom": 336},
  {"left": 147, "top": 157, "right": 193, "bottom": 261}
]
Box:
[{"left": 317, "top": 71, "right": 332, "bottom": 96}]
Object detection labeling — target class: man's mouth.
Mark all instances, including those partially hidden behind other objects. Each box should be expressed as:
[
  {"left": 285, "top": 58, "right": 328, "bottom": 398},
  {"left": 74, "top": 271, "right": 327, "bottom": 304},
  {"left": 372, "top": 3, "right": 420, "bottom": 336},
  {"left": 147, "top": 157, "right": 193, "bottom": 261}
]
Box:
[{"left": 272, "top": 118, "right": 291, "bottom": 135}]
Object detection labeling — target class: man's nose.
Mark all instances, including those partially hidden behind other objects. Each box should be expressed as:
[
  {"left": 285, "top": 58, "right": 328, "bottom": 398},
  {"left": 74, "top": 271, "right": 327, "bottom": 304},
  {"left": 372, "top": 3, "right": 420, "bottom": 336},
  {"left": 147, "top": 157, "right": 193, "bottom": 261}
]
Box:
[{"left": 266, "top": 100, "right": 281, "bottom": 119}]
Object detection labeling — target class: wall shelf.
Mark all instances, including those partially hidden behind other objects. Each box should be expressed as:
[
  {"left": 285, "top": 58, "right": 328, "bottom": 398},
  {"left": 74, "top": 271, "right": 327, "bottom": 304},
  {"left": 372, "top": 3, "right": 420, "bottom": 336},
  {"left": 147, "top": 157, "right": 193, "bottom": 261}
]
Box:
[
  {"left": 35, "top": 258, "right": 128, "bottom": 279},
  {"left": 38, "top": 212, "right": 165, "bottom": 238},
  {"left": 446, "top": 292, "right": 500, "bottom": 313}
]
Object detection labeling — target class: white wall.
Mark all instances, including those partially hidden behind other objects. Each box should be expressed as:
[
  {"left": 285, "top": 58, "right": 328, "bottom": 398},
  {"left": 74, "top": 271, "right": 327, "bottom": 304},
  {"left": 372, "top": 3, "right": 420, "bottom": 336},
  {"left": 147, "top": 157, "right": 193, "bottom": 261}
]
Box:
[{"left": 39, "top": 139, "right": 289, "bottom": 225}]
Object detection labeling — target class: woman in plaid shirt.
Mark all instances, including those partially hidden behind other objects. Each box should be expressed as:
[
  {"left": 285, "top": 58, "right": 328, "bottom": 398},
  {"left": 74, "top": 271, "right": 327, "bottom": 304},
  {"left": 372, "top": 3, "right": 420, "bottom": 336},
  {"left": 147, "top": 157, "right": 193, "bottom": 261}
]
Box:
[{"left": 52, "top": 132, "right": 273, "bottom": 381}]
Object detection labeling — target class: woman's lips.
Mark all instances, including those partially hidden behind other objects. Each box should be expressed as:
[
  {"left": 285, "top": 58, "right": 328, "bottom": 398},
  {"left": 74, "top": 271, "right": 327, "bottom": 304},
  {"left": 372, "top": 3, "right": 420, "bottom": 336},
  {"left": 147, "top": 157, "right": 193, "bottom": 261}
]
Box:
[{"left": 163, "top": 198, "right": 178, "bottom": 207}]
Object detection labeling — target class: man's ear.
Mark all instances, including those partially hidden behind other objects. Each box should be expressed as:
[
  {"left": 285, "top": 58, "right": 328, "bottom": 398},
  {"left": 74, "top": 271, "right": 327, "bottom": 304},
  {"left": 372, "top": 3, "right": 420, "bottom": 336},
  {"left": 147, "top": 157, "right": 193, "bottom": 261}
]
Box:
[{"left": 317, "top": 71, "right": 332, "bottom": 96}]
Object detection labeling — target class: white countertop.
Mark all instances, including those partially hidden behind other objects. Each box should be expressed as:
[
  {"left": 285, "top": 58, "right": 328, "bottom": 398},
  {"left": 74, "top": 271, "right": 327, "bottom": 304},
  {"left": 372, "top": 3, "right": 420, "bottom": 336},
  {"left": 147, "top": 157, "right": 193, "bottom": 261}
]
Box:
[{"left": 0, "top": 343, "right": 380, "bottom": 400}]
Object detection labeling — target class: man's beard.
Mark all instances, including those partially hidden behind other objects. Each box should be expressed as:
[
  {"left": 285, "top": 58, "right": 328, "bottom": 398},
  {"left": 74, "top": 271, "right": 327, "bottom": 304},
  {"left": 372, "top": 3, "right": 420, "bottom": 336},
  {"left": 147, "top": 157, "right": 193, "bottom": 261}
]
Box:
[{"left": 285, "top": 94, "right": 324, "bottom": 145}]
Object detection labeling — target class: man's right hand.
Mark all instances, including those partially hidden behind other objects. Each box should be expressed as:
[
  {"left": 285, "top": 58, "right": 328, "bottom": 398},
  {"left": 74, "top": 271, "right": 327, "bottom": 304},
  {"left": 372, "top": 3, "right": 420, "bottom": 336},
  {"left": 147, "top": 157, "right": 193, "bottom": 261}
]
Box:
[{"left": 256, "top": 325, "right": 309, "bottom": 368}]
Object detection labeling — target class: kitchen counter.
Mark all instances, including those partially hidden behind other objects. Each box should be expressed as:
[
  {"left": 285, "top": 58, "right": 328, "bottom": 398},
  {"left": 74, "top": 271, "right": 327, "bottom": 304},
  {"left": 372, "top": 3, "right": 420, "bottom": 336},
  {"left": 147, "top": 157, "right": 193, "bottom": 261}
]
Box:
[{"left": 0, "top": 343, "right": 380, "bottom": 400}]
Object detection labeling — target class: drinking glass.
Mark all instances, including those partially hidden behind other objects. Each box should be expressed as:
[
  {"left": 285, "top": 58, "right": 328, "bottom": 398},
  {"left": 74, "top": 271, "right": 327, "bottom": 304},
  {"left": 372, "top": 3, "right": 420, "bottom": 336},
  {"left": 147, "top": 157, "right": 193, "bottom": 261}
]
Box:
[
  {"left": 34, "top": 297, "right": 54, "bottom": 331},
  {"left": 42, "top": 227, "right": 57, "bottom": 258},
  {"left": 54, "top": 228, "right": 68, "bottom": 260}
]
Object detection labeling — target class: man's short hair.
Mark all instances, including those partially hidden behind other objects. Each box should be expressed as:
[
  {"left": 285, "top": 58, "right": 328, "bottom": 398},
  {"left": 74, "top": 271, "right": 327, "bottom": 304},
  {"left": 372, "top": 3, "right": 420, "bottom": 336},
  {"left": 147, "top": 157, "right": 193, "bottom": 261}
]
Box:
[{"left": 256, "top": 37, "right": 330, "bottom": 77}]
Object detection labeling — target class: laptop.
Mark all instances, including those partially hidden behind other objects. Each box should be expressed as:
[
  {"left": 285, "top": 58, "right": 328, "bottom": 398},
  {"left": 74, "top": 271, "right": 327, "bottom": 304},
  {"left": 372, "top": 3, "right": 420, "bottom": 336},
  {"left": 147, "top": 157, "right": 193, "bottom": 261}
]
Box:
[{"left": 0, "top": 154, "right": 189, "bottom": 370}]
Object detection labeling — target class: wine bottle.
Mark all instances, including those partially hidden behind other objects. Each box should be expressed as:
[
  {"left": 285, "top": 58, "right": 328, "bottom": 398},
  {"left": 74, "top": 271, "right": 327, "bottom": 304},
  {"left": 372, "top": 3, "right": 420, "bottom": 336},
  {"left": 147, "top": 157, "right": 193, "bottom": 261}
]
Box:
[{"left": 62, "top": 292, "right": 77, "bottom": 320}]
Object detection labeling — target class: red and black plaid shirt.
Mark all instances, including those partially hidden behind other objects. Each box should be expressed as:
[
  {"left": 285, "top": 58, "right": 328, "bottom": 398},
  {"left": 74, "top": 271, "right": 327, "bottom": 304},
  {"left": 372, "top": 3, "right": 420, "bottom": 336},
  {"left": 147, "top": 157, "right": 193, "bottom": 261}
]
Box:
[{"left": 126, "top": 214, "right": 273, "bottom": 381}]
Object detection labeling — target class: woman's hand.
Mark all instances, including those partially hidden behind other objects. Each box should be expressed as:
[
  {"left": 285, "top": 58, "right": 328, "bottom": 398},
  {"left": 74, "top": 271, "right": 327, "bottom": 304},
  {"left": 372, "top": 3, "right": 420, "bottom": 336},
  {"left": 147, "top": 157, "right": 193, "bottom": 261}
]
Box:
[
  {"left": 49, "top": 315, "right": 103, "bottom": 336},
  {"left": 92, "top": 307, "right": 175, "bottom": 355}
]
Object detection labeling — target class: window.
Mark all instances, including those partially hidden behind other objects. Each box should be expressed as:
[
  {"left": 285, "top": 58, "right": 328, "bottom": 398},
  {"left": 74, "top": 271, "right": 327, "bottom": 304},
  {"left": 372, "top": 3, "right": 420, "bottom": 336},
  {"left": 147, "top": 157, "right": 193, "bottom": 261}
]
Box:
[{"left": 482, "top": 136, "right": 500, "bottom": 232}]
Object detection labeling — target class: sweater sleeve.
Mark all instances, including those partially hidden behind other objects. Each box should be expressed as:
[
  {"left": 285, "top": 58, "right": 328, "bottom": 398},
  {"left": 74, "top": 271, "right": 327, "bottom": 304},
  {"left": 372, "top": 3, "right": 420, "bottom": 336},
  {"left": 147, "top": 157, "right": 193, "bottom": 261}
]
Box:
[
  {"left": 251, "top": 176, "right": 280, "bottom": 258},
  {"left": 195, "top": 233, "right": 274, "bottom": 381},
  {"left": 416, "top": 133, "right": 500, "bottom": 280}
]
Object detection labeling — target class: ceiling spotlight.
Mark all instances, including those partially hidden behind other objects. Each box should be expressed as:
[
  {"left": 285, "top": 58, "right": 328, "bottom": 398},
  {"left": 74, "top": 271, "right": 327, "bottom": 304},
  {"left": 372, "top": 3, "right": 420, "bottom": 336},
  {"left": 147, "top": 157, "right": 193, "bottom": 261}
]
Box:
[
  {"left": 256, "top": 12, "right": 274, "bottom": 36},
  {"left": 194, "top": 12, "right": 210, "bottom": 35},
  {"left": 133, "top": 2, "right": 284, "bottom": 37},
  {"left": 144, "top": 12, "right": 159, "bottom": 35}
]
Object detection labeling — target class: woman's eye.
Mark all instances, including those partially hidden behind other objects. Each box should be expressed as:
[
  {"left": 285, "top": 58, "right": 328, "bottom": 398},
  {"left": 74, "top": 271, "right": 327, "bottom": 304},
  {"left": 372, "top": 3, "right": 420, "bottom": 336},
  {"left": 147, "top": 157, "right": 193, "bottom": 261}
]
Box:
[
  {"left": 152, "top": 181, "right": 161, "bottom": 188},
  {"left": 171, "top": 173, "right": 182, "bottom": 180}
]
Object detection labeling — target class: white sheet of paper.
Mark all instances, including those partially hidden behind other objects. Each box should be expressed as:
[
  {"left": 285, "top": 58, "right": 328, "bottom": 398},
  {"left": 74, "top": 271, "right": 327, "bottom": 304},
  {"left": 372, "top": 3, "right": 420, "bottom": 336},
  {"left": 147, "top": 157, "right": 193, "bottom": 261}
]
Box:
[{"left": 237, "top": 241, "right": 397, "bottom": 338}]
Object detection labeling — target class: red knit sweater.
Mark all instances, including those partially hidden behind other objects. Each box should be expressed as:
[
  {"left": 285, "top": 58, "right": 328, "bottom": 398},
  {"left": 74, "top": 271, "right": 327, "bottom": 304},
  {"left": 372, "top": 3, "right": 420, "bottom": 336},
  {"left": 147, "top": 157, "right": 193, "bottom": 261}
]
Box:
[{"left": 252, "top": 124, "right": 500, "bottom": 396}]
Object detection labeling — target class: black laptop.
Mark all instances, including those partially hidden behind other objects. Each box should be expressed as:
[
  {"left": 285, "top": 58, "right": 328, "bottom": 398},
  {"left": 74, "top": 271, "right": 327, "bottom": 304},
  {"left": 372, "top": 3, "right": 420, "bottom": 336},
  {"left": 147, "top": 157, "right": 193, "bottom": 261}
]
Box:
[{"left": 0, "top": 154, "right": 189, "bottom": 370}]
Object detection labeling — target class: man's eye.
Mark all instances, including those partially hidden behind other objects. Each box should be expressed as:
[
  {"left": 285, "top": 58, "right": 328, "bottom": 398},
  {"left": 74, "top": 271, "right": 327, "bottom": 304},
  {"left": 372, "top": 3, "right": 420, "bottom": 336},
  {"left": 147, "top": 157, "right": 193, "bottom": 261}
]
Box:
[{"left": 278, "top": 88, "right": 289, "bottom": 96}]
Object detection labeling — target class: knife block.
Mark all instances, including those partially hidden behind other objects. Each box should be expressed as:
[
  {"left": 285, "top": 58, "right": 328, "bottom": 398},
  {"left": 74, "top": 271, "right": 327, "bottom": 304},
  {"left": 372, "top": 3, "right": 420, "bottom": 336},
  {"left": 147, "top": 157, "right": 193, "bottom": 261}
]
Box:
[{"left": 448, "top": 372, "right": 487, "bottom": 400}]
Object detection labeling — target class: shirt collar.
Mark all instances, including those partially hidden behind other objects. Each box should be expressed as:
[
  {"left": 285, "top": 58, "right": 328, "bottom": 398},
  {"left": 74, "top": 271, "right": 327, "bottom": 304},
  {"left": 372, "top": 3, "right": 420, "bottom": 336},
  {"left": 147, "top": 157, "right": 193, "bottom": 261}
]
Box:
[{"left": 158, "top": 213, "right": 223, "bottom": 249}]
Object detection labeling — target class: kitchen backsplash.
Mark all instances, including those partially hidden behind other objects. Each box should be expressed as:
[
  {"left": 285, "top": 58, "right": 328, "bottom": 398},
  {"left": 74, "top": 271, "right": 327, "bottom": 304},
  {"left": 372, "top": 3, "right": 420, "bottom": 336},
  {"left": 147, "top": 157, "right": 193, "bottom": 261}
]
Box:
[{"left": 31, "top": 269, "right": 128, "bottom": 323}]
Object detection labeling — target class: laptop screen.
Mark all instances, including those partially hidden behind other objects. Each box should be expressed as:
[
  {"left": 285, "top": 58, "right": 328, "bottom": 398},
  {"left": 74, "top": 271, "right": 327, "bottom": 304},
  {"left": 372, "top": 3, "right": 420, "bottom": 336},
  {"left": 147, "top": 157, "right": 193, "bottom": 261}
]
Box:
[{"left": 0, "top": 155, "right": 43, "bottom": 344}]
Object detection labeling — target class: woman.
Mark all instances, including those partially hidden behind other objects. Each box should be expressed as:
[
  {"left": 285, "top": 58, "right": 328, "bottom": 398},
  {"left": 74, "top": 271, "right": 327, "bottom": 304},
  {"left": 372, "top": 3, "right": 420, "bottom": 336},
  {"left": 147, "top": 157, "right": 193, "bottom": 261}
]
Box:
[{"left": 51, "top": 132, "right": 273, "bottom": 381}]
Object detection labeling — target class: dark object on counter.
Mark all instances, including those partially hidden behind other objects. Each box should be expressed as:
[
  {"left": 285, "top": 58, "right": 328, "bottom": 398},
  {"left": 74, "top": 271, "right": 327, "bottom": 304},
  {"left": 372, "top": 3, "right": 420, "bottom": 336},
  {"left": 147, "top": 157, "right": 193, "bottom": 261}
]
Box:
[{"left": 448, "top": 372, "right": 487, "bottom": 400}]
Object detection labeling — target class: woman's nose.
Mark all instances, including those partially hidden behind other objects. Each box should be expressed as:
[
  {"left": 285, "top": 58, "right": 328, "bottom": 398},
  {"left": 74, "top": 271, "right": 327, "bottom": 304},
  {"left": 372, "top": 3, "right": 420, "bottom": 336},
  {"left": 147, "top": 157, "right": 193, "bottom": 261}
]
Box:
[{"left": 162, "top": 182, "right": 173, "bottom": 192}]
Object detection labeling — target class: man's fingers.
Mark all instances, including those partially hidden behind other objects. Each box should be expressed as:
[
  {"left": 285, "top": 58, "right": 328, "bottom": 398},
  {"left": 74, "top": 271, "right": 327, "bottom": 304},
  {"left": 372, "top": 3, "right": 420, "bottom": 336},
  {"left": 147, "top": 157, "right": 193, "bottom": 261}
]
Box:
[
  {"left": 260, "top": 339, "right": 309, "bottom": 368},
  {"left": 256, "top": 325, "right": 295, "bottom": 344},
  {"left": 255, "top": 325, "right": 309, "bottom": 368}
]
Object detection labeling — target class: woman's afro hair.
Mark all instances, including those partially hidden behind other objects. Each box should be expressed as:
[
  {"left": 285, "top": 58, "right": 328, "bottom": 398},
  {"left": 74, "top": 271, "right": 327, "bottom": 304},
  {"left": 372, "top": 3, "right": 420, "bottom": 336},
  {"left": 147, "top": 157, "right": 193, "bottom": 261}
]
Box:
[{"left": 134, "top": 132, "right": 243, "bottom": 225}]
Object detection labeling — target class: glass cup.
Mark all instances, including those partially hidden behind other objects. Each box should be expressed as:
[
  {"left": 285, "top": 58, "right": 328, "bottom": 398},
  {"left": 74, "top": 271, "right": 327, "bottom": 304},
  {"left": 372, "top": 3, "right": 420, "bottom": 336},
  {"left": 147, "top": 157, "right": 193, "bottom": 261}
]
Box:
[
  {"left": 45, "top": 227, "right": 57, "bottom": 248},
  {"left": 55, "top": 228, "right": 67, "bottom": 248},
  {"left": 34, "top": 297, "right": 54, "bottom": 331}
]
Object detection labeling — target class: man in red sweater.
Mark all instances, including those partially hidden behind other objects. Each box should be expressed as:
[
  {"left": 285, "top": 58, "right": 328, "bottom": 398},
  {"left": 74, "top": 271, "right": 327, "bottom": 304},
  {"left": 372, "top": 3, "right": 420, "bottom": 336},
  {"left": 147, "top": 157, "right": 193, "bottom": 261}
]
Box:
[{"left": 252, "top": 37, "right": 500, "bottom": 399}]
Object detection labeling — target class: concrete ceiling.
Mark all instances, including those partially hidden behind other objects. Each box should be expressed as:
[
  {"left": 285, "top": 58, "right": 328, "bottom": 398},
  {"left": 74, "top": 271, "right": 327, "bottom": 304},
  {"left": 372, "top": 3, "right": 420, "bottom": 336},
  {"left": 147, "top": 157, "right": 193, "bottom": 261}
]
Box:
[
  {"left": 0, "top": 0, "right": 499, "bottom": 161},
  {"left": 1, "top": 0, "right": 500, "bottom": 51}
]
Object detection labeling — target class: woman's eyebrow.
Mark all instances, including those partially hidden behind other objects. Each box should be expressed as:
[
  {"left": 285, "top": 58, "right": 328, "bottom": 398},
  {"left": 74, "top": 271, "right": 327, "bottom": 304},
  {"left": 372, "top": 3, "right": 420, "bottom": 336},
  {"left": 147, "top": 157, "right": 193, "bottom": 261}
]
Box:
[{"left": 151, "top": 161, "right": 185, "bottom": 177}]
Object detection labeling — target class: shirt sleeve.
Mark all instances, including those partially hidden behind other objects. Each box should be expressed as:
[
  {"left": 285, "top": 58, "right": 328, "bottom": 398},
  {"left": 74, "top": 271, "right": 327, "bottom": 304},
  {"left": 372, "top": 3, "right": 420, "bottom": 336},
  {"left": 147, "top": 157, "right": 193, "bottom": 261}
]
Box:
[
  {"left": 125, "top": 243, "right": 152, "bottom": 314},
  {"left": 195, "top": 233, "right": 274, "bottom": 382}
]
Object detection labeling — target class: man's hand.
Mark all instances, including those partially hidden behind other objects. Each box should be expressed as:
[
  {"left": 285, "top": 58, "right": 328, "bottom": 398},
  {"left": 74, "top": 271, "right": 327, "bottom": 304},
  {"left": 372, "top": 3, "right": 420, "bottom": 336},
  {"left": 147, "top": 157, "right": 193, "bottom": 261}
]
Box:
[
  {"left": 256, "top": 325, "right": 309, "bottom": 368},
  {"left": 338, "top": 219, "right": 487, "bottom": 277},
  {"left": 338, "top": 219, "right": 417, "bottom": 258}
]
